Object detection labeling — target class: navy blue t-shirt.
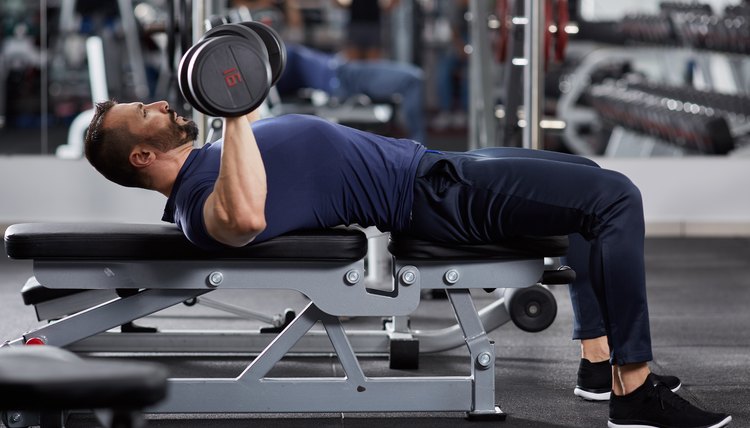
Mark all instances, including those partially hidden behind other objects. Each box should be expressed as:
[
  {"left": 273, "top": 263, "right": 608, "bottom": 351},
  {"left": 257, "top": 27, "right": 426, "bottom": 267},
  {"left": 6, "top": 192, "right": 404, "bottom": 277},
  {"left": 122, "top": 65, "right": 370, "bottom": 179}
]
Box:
[{"left": 162, "top": 114, "right": 426, "bottom": 249}]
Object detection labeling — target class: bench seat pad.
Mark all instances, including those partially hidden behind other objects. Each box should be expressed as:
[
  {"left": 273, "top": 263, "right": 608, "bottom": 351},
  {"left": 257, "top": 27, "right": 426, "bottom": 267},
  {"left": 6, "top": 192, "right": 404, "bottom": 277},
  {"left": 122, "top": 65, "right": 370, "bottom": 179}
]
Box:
[
  {"left": 4, "top": 223, "right": 367, "bottom": 261},
  {"left": 389, "top": 234, "right": 568, "bottom": 260},
  {"left": 0, "top": 346, "right": 167, "bottom": 410}
]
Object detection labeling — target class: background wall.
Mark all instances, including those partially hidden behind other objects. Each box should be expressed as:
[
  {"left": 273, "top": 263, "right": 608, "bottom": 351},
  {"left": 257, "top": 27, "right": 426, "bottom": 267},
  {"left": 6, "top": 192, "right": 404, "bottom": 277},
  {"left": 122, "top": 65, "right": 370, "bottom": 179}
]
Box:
[
  {"left": 0, "top": 156, "right": 164, "bottom": 225},
  {"left": 597, "top": 157, "right": 750, "bottom": 236},
  {"left": 1, "top": 156, "right": 748, "bottom": 236}
]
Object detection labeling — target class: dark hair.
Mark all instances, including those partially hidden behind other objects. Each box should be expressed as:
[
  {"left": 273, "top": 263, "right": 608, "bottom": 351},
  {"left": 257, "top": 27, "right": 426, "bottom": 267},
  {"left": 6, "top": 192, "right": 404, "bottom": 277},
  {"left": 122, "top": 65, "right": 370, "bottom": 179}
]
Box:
[{"left": 84, "top": 100, "right": 150, "bottom": 188}]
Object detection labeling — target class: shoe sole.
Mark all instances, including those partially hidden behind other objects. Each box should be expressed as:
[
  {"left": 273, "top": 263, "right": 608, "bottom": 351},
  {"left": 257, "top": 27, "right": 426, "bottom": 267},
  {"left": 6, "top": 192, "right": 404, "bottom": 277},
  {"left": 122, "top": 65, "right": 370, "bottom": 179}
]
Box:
[
  {"left": 574, "top": 383, "right": 682, "bottom": 402},
  {"left": 574, "top": 387, "right": 610, "bottom": 401},
  {"left": 607, "top": 414, "right": 731, "bottom": 428}
]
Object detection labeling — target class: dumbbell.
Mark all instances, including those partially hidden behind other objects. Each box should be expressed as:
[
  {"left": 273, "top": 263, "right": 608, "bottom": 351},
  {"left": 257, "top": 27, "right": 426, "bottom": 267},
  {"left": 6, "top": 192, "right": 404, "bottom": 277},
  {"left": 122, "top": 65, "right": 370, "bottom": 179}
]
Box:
[{"left": 177, "top": 21, "right": 287, "bottom": 117}]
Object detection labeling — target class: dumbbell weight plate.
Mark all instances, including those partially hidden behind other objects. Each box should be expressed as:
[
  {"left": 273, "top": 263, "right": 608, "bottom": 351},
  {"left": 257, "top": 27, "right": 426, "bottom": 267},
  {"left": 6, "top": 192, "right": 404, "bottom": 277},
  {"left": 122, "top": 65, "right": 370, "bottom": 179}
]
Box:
[
  {"left": 200, "top": 23, "right": 272, "bottom": 107},
  {"left": 187, "top": 35, "right": 272, "bottom": 117},
  {"left": 179, "top": 23, "right": 271, "bottom": 116},
  {"left": 237, "top": 21, "right": 287, "bottom": 85},
  {"left": 201, "top": 23, "right": 272, "bottom": 86},
  {"left": 203, "top": 21, "right": 260, "bottom": 43},
  {"left": 177, "top": 40, "right": 206, "bottom": 112},
  {"left": 203, "top": 22, "right": 284, "bottom": 86}
]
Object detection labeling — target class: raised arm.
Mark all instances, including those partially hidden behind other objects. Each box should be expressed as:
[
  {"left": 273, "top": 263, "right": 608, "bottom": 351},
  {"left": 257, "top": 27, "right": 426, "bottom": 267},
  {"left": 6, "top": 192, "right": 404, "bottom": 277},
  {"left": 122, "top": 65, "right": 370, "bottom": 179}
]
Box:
[{"left": 202, "top": 111, "right": 267, "bottom": 247}]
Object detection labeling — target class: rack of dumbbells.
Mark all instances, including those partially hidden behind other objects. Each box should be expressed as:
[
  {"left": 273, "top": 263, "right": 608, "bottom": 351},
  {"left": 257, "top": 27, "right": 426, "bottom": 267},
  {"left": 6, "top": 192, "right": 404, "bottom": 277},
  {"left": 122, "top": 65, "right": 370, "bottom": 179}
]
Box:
[
  {"left": 558, "top": 1, "right": 750, "bottom": 157},
  {"left": 666, "top": 2, "right": 750, "bottom": 55},
  {"left": 586, "top": 79, "right": 749, "bottom": 156}
]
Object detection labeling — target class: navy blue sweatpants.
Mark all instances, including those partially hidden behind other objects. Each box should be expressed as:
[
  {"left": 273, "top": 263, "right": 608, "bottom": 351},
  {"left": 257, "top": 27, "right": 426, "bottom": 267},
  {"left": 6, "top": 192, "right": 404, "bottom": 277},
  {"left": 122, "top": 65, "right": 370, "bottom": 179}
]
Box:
[{"left": 406, "top": 148, "right": 652, "bottom": 366}]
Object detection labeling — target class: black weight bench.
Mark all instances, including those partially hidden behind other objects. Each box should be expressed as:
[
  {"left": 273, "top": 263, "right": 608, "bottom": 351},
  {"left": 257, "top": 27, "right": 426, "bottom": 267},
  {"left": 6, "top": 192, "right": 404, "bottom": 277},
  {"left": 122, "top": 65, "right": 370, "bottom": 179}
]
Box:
[
  {"left": 0, "top": 345, "right": 167, "bottom": 428},
  {"left": 4, "top": 222, "right": 569, "bottom": 419}
]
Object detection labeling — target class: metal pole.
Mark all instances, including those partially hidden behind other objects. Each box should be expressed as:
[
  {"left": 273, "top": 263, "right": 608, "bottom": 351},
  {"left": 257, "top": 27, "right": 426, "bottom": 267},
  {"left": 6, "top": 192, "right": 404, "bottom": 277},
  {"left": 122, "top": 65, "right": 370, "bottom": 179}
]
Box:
[
  {"left": 192, "top": 0, "right": 207, "bottom": 146},
  {"left": 41, "top": 0, "right": 48, "bottom": 154},
  {"left": 117, "top": 0, "right": 150, "bottom": 100},
  {"left": 468, "top": 0, "right": 496, "bottom": 150},
  {"left": 522, "top": 0, "right": 543, "bottom": 150}
]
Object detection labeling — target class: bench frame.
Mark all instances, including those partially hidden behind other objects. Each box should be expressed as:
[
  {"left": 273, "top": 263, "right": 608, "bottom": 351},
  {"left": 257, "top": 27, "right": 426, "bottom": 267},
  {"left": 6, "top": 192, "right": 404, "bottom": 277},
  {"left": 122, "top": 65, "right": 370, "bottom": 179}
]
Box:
[{"left": 6, "top": 225, "right": 556, "bottom": 419}]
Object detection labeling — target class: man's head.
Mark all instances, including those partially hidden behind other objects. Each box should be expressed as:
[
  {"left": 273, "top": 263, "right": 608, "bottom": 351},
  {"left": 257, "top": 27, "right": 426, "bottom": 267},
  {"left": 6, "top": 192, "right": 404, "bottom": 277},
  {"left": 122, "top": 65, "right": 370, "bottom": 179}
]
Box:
[{"left": 84, "top": 100, "right": 199, "bottom": 189}]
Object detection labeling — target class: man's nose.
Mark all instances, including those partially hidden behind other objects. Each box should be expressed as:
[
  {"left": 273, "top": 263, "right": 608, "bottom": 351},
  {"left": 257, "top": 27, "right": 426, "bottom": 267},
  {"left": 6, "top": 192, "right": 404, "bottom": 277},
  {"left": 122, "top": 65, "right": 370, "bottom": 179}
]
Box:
[{"left": 145, "top": 101, "right": 170, "bottom": 113}]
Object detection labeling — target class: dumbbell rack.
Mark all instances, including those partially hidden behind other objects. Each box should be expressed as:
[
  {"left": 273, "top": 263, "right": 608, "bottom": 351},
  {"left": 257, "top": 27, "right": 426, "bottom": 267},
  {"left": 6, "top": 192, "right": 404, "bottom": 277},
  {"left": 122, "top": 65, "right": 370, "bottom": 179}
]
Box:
[
  {"left": 558, "top": 2, "right": 750, "bottom": 157},
  {"left": 587, "top": 80, "right": 744, "bottom": 156}
]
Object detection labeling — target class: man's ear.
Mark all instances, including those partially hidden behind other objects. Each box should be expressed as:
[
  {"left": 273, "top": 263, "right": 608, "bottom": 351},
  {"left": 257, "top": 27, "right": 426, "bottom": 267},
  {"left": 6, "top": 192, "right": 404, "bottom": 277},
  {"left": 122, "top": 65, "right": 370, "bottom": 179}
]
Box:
[{"left": 129, "top": 144, "right": 156, "bottom": 169}]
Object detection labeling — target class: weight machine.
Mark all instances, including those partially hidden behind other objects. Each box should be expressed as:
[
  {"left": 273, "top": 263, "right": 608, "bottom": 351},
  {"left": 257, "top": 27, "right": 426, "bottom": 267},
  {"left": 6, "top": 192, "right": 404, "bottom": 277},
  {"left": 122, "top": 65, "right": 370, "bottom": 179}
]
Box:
[{"left": 466, "top": 0, "right": 569, "bottom": 150}]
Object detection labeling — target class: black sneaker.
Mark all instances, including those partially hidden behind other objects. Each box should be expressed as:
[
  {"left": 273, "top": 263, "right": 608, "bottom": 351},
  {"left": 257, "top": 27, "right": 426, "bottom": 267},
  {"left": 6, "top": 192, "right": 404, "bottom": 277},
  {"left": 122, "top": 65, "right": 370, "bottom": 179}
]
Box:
[
  {"left": 574, "top": 358, "right": 612, "bottom": 401},
  {"left": 609, "top": 373, "right": 731, "bottom": 428},
  {"left": 574, "top": 358, "right": 682, "bottom": 401}
]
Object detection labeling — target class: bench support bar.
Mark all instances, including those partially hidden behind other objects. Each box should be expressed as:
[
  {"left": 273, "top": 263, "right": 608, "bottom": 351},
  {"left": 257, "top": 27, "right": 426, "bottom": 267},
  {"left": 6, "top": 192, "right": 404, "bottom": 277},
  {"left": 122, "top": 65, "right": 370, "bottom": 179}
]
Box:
[{"left": 151, "top": 291, "right": 503, "bottom": 416}]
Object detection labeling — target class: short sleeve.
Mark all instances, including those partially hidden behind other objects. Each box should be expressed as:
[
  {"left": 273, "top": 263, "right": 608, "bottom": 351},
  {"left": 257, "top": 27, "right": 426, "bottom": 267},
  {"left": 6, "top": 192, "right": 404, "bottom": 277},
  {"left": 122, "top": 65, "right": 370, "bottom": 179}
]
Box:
[{"left": 174, "top": 178, "right": 229, "bottom": 251}]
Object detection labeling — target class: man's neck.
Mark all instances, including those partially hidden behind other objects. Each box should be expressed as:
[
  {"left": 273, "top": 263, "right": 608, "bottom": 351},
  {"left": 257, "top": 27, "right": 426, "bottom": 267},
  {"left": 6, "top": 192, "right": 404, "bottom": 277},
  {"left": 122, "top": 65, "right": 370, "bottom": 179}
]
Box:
[{"left": 154, "top": 144, "right": 195, "bottom": 197}]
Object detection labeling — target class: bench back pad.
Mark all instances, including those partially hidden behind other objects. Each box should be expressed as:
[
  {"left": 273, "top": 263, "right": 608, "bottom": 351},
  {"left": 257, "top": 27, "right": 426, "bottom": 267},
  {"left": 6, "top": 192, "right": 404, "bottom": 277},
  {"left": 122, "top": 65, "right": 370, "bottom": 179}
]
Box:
[{"left": 4, "top": 223, "right": 368, "bottom": 261}]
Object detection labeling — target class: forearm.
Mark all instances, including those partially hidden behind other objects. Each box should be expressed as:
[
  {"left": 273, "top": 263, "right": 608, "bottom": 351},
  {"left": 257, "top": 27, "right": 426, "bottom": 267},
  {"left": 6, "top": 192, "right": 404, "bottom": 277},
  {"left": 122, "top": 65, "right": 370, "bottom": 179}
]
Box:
[{"left": 204, "top": 116, "right": 267, "bottom": 247}]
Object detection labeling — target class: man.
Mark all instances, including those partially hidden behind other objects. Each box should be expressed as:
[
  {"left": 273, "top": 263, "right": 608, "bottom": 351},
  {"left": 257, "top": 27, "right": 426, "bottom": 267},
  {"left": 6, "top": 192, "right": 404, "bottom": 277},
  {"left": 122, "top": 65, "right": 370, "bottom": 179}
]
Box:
[{"left": 84, "top": 101, "right": 731, "bottom": 428}]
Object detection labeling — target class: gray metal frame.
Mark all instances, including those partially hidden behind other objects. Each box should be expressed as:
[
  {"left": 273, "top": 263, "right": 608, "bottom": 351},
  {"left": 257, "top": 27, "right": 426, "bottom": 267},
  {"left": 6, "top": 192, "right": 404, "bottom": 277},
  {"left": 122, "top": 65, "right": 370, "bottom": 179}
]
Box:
[
  {"left": 21, "top": 257, "right": 541, "bottom": 355},
  {"left": 154, "top": 291, "right": 501, "bottom": 416},
  {"left": 30, "top": 288, "right": 515, "bottom": 356},
  {"left": 9, "top": 250, "right": 545, "bottom": 417},
  {"left": 31, "top": 258, "right": 423, "bottom": 317}
]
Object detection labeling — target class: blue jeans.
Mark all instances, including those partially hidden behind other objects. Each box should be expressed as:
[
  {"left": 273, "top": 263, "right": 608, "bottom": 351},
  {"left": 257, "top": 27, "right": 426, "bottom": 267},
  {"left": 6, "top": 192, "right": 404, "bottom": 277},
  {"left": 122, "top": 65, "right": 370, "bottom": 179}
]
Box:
[
  {"left": 406, "top": 148, "right": 652, "bottom": 366},
  {"left": 336, "top": 61, "right": 426, "bottom": 144}
]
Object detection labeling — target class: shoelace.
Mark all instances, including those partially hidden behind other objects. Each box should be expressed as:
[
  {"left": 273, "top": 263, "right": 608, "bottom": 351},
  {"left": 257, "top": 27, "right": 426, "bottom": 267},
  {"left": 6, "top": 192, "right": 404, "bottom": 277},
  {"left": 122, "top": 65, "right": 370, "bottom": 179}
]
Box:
[{"left": 654, "top": 382, "right": 693, "bottom": 411}]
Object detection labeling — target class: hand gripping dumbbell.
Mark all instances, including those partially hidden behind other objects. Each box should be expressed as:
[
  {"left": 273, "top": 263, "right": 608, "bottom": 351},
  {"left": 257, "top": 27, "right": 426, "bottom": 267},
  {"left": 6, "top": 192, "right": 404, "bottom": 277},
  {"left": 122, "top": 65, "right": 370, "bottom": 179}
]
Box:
[{"left": 178, "top": 21, "right": 287, "bottom": 117}]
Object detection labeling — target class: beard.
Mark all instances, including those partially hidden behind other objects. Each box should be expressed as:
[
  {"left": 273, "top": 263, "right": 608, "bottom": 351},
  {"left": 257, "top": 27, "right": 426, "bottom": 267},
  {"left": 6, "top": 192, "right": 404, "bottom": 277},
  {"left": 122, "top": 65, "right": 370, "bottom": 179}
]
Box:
[
  {"left": 156, "top": 108, "right": 199, "bottom": 150},
  {"left": 169, "top": 108, "right": 199, "bottom": 144},
  {"left": 177, "top": 118, "right": 199, "bottom": 144}
]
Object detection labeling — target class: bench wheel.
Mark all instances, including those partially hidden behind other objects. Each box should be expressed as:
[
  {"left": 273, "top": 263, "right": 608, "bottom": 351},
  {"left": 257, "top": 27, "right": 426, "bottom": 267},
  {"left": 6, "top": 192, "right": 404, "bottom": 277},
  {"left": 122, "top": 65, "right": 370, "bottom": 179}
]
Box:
[
  {"left": 504, "top": 285, "right": 557, "bottom": 333},
  {"left": 389, "top": 338, "right": 419, "bottom": 370}
]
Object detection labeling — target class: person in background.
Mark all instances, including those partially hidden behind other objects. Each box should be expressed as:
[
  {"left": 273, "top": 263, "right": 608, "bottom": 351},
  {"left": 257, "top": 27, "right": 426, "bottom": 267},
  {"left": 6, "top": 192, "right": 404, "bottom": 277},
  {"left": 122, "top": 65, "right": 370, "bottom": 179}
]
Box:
[
  {"left": 276, "top": 43, "right": 426, "bottom": 144},
  {"left": 335, "top": 0, "right": 400, "bottom": 60},
  {"left": 230, "top": 0, "right": 304, "bottom": 42}
]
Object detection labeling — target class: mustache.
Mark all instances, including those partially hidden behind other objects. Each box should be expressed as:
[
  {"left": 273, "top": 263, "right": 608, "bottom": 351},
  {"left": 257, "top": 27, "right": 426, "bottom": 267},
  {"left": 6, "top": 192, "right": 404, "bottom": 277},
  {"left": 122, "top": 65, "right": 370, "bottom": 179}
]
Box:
[{"left": 167, "top": 108, "right": 178, "bottom": 124}]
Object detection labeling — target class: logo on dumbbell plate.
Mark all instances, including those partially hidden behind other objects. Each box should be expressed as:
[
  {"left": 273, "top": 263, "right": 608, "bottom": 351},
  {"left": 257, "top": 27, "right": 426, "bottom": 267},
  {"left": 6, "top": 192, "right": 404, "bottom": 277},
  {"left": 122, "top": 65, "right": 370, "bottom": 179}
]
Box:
[{"left": 223, "top": 67, "right": 242, "bottom": 87}]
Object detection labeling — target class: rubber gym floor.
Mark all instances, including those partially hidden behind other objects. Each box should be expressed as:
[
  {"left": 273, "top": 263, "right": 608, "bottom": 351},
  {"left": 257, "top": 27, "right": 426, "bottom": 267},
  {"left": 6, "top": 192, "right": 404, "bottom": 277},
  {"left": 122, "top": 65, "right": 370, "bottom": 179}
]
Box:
[{"left": 0, "top": 233, "right": 748, "bottom": 427}]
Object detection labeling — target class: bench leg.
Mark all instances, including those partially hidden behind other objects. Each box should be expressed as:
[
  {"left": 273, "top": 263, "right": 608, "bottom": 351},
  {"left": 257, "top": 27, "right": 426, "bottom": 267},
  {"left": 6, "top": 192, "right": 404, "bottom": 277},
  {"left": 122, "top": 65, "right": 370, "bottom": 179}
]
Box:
[
  {"left": 155, "top": 301, "right": 477, "bottom": 413},
  {"left": 11, "top": 289, "right": 209, "bottom": 348},
  {"left": 447, "top": 289, "right": 506, "bottom": 420}
]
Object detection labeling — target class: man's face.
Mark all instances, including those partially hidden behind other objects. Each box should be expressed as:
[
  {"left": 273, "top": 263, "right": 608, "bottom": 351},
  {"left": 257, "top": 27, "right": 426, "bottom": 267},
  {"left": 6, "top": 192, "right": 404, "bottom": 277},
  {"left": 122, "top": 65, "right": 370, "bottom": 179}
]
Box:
[{"left": 105, "top": 101, "right": 198, "bottom": 150}]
